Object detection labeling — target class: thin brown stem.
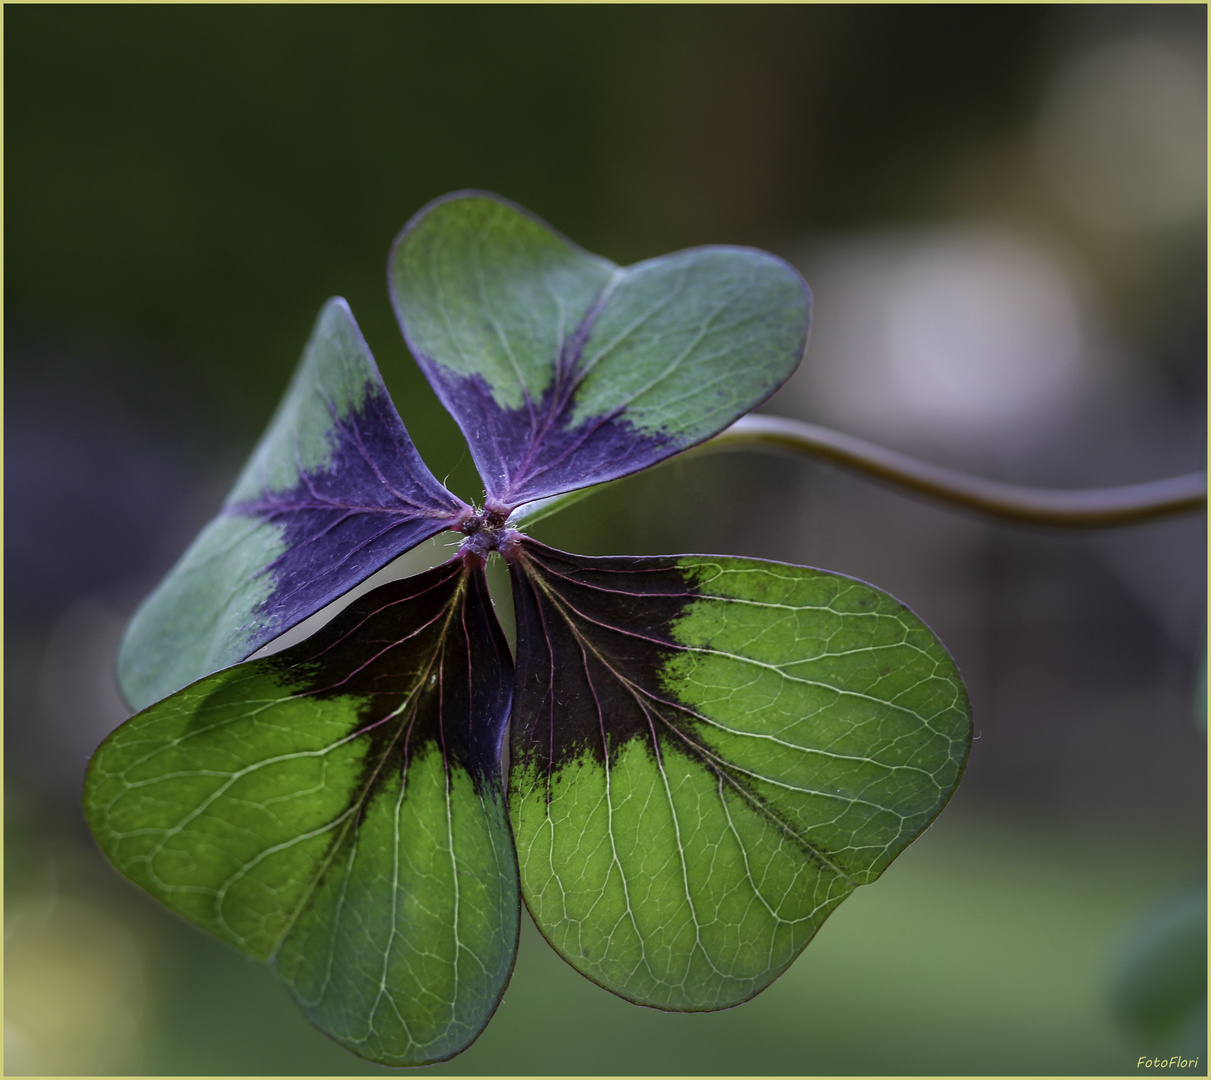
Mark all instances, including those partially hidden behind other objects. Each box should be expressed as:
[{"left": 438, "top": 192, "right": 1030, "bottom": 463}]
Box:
[{"left": 698, "top": 415, "right": 1206, "bottom": 528}]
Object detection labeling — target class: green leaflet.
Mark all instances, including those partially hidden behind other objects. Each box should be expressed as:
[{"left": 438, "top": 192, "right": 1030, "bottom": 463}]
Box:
[
  {"left": 1110, "top": 881, "right": 1208, "bottom": 1051},
  {"left": 86, "top": 557, "right": 518, "bottom": 1066},
  {"left": 389, "top": 192, "right": 810, "bottom": 508},
  {"left": 117, "top": 297, "right": 467, "bottom": 713},
  {"left": 118, "top": 511, "right": 287, "bottom": 713},
  {"left": 507, "top": 542, "right": 971, "bottom": 1010}
]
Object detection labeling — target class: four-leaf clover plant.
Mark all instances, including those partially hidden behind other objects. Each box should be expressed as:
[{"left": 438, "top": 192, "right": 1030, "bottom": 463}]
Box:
[{"left": 84, "top": 192, "right": 973, "bottom": 1067}]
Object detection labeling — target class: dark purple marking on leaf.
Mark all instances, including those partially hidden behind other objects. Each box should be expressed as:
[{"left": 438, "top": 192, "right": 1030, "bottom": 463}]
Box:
[
  {"left": 264, "top": 554, "right": 512, "bottom": 800},
  {"left": 229, "top": 385, "right": 471, "bottom": 647},
  {"left": 508, "top": 539, "right": 710, "bottom": 775},
  {"left": 422, "top": 367, "right": 681, "bottom": 513},
  {"left": 507, "top": 539, "right": 839, "bottom": 867},
  {"left": 390, "top": 190, "right": 638, "bottom": 511},
  {"left": 403, "top": 269, "right": 680, "bottom": 511}
]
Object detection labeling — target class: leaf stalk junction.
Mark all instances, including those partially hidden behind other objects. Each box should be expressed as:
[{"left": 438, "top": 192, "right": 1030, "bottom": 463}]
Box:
[{"left": 458, "top": 505, "right": 523, "bottom": 560}]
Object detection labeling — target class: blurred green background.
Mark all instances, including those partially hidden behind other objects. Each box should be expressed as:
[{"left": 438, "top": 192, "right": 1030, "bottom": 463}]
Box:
[{"left": 5, "top": 6, "right": 1206, "bottom": 1075}]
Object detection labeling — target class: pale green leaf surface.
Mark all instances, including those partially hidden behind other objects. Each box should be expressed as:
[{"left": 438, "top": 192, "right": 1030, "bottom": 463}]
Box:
[
  {"left": 85, "top": 662, "right": 367, "bottom": 957},
  {"left": 565, "top": 247, "right": 809, "bottom": 441},
  {"left": 390, "top": 192, "right": 616, "bottom": 412},
  {"left": 275, "top": 751, "right": 518, "bottom": 1066}
]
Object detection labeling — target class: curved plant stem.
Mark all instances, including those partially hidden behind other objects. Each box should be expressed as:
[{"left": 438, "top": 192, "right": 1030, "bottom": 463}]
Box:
[{"left": 701, "top": 415, "right": 1207, "bottom": 528}]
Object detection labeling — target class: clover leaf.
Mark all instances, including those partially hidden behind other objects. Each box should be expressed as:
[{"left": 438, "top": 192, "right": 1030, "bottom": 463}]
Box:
[
  {"left": 508, "top": 540, "right": 970, "bottom": 1010},
  {"left": 85, "top": 191, "right": 971, "bottom": 1066},
  {"left": 90, "top": 559, "right": 515, "bottom": 1065}
]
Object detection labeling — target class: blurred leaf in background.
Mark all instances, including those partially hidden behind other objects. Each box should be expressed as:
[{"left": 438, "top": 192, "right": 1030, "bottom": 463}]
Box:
[
  {"left": 1105, "top": 635, "right": 1209, "bottom": 1067},
  {"left": 5, "top": 4, "right": 1205, "bottom": 1074},
  {"left": 1110, "top": 881, "right": 1208, "bottom": 1062}
]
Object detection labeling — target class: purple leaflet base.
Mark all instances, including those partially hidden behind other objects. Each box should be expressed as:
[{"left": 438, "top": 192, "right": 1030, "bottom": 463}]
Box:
[
  {"left": 229, "top": 377, "right": 467, "bottom": 640},
  {"left": 420, "top": 366, "right": 681, "bottom": 514}
]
